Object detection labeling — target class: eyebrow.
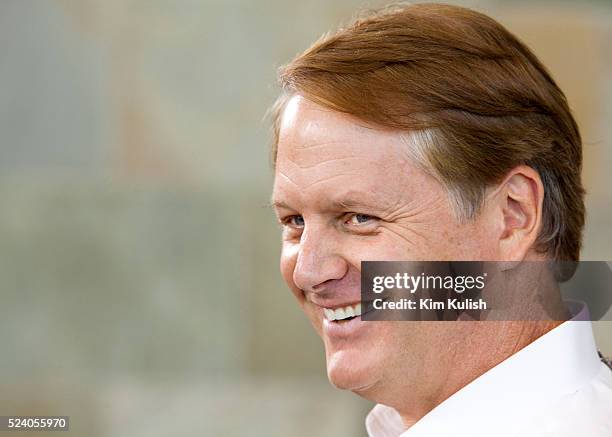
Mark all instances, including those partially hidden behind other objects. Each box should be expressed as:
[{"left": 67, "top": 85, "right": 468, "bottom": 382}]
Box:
[
  {"left": 269, "top": 199, "right": 291, "bottom": 210},
  {"left": 331, "top": 197, "right": 380, "bottom": 210}
]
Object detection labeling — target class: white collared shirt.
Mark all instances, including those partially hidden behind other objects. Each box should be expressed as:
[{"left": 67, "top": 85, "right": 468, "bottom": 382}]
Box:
[{"left": 366, "top": 302, "right": 612, "bottom": 437}]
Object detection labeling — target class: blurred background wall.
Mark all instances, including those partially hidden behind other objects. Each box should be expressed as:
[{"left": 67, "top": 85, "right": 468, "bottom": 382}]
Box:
[{"left": 0, "top": 0, "right": 611, "bottom": 435}]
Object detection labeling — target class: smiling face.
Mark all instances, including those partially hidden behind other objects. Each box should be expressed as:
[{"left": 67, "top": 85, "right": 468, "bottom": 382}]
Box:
[{"left": 271, "top": 95, "right": 505, "bottom": 405}]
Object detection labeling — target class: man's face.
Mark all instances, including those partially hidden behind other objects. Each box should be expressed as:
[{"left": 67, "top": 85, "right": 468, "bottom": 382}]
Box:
[{"left": 271, "top": 95, "right": 499, "bottom": 399}]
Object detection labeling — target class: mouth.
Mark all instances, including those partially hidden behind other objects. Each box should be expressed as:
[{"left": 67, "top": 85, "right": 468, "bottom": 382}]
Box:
[
  {"left": 322, "top": 300, "right": 381, "bottom": 323},
  {"left": 321, "top": 302, "right": 376, "bottom": 339},
  {"left": 323, "top": 303, "right": 363, "bottom": 322}
]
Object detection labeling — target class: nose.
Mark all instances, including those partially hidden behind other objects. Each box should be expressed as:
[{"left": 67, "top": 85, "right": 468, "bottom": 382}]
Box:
[{"left": 292, "top": 225, "right": 348, "bottom": 294}]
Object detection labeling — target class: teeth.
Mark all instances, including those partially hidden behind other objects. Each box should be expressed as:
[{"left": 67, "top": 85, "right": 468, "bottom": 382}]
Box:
[
  {"left": 335, "top": 307, "right": 346, "bottom": 319},
  {"left": 324, "top": 303, "right": 362, "bottom": 321},
  {"left": 323, "top": 308, "right": 334, "bottom": 320}
]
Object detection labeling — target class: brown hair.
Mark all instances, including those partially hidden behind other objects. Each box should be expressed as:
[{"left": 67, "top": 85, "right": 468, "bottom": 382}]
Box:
[{"left": 271, "top": 3, "right": 585, "bottom": 262}]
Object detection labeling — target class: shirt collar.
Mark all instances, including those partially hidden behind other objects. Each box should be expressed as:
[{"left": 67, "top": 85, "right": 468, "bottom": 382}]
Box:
[{"left": 366, "top": 301, "right": 601, "bottom": 437}]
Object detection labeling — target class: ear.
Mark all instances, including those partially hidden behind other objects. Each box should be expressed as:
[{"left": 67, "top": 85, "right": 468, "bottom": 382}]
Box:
[{"left": 495, "top": 165, "right": 544, "bottom": 261}]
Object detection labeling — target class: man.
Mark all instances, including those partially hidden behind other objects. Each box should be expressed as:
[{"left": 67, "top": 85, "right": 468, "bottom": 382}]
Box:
[{"left": 269, "top": 4, "right": 612, "bottom": 436}]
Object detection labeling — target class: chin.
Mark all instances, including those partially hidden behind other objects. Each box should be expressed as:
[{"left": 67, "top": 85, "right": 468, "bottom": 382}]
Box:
[{"left": 325, "top": 347, "right": 380, "bottom": 392}]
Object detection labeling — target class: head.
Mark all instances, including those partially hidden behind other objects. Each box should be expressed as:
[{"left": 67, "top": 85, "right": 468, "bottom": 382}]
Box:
[{"left": 270, "top": 3, "right": 584, "bottom": 414}]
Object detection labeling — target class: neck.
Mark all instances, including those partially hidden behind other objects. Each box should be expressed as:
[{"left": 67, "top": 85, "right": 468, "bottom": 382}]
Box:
[{"left": 394, "top": 319, "right": 563, "bottom": 430}]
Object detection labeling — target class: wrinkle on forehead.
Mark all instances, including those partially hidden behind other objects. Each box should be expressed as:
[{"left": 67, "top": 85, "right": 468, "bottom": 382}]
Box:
[
  {"left": 277, "top": 169, "right": 362, "bottom": 191},
  {"left": 276, "top": 153, "right": 374, "bottom": 194},
  {"left": 277, "top": 128, "right": 406, "bottom": 179},
  {"left": 285, "top": 155, "right": 363, "bottom": 170}
]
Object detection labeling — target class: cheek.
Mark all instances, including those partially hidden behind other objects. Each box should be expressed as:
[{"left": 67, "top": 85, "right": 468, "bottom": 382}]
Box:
[
  {"left": 433, "top": 220, "right": 498, "bottom": 260},
  {"left": 351, "top": 242, "right": 409, "bottom": 263},
  {"left": 279, "top": 243, "right": 303, "bottom": 300}
]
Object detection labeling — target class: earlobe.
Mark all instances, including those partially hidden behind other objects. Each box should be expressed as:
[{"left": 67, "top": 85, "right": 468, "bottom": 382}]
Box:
[{"left": 498, "top": 166, "right": 544, "bottom": 261}]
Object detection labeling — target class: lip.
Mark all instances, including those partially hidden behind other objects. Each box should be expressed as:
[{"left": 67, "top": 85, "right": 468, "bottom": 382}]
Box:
[{"left": 323, "top": 315, "right": 368, "bottom": 338}]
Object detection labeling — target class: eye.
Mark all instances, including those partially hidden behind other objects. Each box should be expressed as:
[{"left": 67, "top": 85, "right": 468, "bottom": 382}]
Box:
[
  {"left": 346, "top": 213, "right": 377, "bottom": 226},
  {"left": 283, "top": 215, "right": 305, "bottom": 228}
]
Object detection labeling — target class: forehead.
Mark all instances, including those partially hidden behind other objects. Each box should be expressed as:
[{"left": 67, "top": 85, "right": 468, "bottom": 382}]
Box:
[
  {"left": 273, "top": 95, "right": 424, "bottom": 209},
  {"left": 277, "top": 95, "right": 403, "bottom": 167}
]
